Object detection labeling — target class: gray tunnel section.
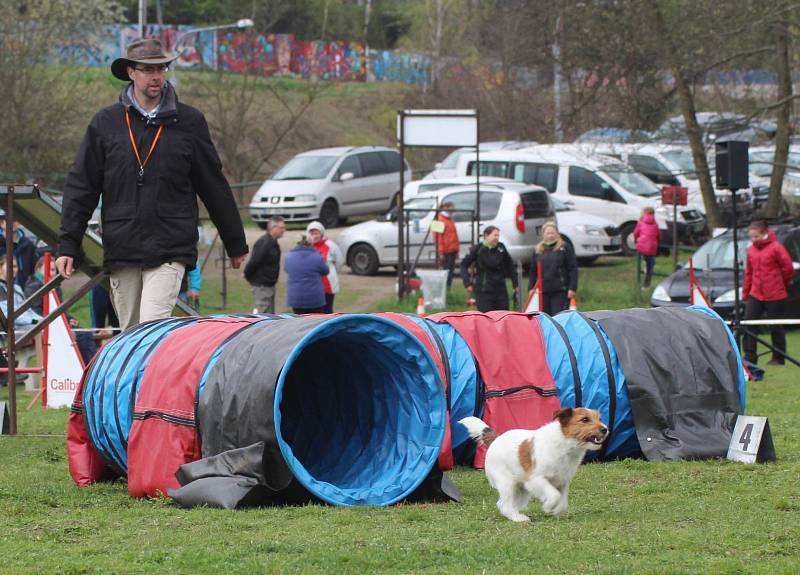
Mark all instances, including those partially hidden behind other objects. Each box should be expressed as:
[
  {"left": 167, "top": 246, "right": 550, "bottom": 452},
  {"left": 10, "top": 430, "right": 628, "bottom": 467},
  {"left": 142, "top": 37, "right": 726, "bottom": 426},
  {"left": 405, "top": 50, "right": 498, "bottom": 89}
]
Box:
[{"left": 180, "top": 314, "right": 450, "bottom": 507}]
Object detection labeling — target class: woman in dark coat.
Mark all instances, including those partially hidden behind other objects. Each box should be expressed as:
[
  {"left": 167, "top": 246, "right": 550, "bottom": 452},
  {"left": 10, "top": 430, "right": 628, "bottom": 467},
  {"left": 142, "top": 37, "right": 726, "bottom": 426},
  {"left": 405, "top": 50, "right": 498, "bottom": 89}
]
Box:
[
  {"left": 528, "top": 221, "right": 578, "bottom": 316},
  {"left": 460, "top": 226, "right": 519, "bottom": 312},
  {"left": 283, "top": 234, "right": 329, "bottom": 314}
]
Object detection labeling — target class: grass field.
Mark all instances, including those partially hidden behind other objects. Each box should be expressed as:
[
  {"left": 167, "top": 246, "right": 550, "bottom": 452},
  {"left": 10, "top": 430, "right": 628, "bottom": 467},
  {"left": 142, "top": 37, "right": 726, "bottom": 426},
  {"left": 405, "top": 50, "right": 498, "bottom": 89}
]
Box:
[{"left": 2, "top": 254, "right": 799, "bottom": 574}]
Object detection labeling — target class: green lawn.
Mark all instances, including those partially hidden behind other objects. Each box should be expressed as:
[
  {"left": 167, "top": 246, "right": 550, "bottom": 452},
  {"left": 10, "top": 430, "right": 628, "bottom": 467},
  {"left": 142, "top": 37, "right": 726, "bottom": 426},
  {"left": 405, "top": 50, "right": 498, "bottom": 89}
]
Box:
[{"left": 2, "top": 254, "right": 799, "bottom": 574}]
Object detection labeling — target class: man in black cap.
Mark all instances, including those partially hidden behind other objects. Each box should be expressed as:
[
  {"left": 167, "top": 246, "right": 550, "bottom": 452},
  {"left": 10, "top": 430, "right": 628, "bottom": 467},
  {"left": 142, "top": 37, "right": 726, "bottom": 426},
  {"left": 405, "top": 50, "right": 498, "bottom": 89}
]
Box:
[{"left": 57, "top": 38, "right": 248, "bottom": 330}]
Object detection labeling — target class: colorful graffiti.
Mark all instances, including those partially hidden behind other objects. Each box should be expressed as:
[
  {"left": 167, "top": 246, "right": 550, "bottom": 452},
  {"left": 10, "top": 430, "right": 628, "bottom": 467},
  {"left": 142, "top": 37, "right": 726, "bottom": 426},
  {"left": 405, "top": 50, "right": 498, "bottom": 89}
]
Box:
[
  {"left": 54, "top": 24, "right": 432, "bottom": 85},
  {"left": 291, "top": 40, "right": 366, "bottom": 81},
  {"left": 218, "top": 33, "right": 293, "bottom": 75},
  {"left": 368, "top": 50, "right": 430, "bottom": 86}
]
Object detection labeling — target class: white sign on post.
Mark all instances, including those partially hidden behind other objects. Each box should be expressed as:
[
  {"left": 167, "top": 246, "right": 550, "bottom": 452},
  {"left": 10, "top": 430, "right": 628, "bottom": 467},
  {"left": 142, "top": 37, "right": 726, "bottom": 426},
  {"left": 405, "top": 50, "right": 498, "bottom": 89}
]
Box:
[
  {"left": 726, "top": 415, "right": 776, "bottom": 463},
  {"left": 397, "top": 110, "right": 478, "bottom": 148}
]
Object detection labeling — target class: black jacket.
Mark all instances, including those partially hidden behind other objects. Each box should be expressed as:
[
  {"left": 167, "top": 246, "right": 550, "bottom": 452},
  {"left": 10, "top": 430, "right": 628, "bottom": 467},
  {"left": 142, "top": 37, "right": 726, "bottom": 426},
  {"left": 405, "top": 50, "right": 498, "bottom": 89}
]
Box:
[
  {"left": 460, "top": 241, "right": 518, "bottom": 294},
  {"left": 528, "top": 243, "right": 579, "bottom": 293},
  {"left": 58, "top": 84, "right": 247, "bottom": 271},
  {"left": 0, "top": 229, "right": 37, "bottom": 287},
  {"left": 244, "top": 233, "right": 281, "bottom": 287}
]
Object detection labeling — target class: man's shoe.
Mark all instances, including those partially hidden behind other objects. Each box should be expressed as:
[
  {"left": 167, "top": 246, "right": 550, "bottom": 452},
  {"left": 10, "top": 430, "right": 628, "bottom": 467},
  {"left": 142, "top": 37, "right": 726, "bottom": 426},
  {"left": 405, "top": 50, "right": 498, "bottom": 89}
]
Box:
[{"left": 767, "top": 358, "right": 785, "bottom": 366}]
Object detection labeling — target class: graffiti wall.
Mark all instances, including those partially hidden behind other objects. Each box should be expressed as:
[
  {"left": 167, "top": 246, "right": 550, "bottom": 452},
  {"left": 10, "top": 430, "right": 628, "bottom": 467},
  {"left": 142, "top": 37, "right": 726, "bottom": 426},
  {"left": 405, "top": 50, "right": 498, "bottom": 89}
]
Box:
[
  {"left": 55, "top": 24, "right": 432, "bottom": 85},
  {"left": 368, "top": 50, "right": 430, "bottom": 86},
  {"left": 291, "top": 40, "right": 366, "bottom": 81},
  {"left": 218, "top": 33, "right": 293, "bottom": 75}
]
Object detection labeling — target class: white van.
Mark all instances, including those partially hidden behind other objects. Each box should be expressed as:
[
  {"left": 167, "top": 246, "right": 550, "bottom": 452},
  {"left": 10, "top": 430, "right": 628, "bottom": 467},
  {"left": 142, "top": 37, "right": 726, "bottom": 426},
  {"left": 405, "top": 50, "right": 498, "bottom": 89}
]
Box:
[
  {"left": 249, "top": 146, "right": 411, "bottom": 229},
  {"left": 454, "top": 145, "right": 705, "bottom": 254},
  {"left": 574, "top": 142, "right": 753, "bottom": 219}
]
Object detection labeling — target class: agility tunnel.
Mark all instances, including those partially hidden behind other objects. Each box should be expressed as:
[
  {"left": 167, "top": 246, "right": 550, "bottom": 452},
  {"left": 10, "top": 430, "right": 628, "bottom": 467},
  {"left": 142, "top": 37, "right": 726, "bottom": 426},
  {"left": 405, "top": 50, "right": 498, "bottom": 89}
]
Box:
[
  {"left": 68, "top": 314, "right": 457, "bottom": 508},
  {"left": 424, "top": 306, "right": 746, "bottom": 464},
  {"left": 68, "top": 306, "right": 746, "bottom": 506}
]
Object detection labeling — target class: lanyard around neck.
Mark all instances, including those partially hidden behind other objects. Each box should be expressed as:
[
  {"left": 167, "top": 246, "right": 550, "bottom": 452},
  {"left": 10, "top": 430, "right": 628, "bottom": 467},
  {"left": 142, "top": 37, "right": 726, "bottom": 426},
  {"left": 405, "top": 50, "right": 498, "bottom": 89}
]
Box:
[{"left": 125, "top": 110, "right": 164, "bottom": 183}]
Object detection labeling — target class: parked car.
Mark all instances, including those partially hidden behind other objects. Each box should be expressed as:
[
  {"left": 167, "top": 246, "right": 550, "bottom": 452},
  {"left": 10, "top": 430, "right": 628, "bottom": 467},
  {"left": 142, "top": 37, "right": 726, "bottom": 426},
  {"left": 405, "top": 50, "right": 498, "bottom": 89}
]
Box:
[
  {"left": 573, "top": 128, "right": 652, "bottom": 144},
  {"left": 424, "top": 141, "right": 537, "bottom": 180},
  {"left": 580, "top": 142, "right": 753, "bottom": 221},
  {"left": 248, "top": 146, "right": 411, "bottom": 229},
  {"left": 651, "top": 112, "right": 775, "bottom": 146},
  {"left": 402, "top": 175, "right": 515, "bottom": 200},
  {"left": 551, "top": 196, "right": 622, "bottom": 264},
  {"left": 337, "top": 182, "right": 555, "bottom": 275},
  {"left": 650, "top": 224, "right": 800, "bottom": 318},
  {"left": 454, "top": 145, "right": 706, "bottom": 254},
  {"left": 749, "top": 146, "right": 800, "bottom": 216}
]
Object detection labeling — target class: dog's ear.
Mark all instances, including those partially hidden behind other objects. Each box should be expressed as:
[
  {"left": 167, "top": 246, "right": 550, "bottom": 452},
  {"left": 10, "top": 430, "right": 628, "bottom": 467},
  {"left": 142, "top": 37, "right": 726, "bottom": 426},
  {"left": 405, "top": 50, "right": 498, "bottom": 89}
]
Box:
[{"left": 553, "top": 408, "right": 573, "bottom": 423}]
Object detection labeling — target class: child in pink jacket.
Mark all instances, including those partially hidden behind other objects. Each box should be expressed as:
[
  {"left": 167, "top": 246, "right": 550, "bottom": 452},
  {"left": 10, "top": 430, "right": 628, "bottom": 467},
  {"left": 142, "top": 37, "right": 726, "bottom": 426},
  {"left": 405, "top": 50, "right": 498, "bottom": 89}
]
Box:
[{"left": 633, "top": 206, "right": 661, "bottom": 287}]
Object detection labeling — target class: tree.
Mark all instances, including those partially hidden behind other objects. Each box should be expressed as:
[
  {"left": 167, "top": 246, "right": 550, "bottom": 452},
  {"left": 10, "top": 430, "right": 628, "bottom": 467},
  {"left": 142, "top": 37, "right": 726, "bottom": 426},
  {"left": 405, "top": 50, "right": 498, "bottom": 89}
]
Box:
[
  {"left": 0, "top": 0, "right": 124, "bottom": 185},
  {"left": 189, "top": 39, "right": 326, "bottom": 204}
]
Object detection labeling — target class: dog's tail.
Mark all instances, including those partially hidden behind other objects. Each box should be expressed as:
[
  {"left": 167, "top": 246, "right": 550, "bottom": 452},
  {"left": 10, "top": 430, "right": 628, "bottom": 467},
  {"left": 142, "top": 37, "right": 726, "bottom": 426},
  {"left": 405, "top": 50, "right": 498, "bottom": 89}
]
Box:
[{"left": 459, "top": 416, "right": 498, "bottom": 447}]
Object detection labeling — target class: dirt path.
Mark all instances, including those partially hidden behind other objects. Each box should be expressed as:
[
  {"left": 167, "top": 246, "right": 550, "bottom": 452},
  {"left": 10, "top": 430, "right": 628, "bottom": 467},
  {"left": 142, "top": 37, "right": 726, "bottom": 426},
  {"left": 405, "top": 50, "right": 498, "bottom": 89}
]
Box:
[{"left": 246, "top": 226, "right": 397, "bottom": 313}]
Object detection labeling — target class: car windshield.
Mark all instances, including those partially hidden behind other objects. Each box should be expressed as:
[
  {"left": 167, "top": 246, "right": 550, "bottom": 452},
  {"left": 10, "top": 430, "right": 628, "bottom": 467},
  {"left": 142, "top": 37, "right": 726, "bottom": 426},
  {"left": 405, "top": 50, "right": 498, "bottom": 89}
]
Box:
[
  {"left": 662, "top": 150, "right": 698, "bottom": 179},
  {"left": 405, "top": 197, "right": 437, "bottom": 219},
  {"left": 601, "top": 165, "right": 661, "bottom": 196},
  {"left": 691, "top": 233, "right": 750, "bottom": 270},
  {"left": 439, "top": 149, "right": 467, "bottom": 169},
  {"left": 273, "top": 155, "right": 339, "bottom": 180},
  {"left": 750, "top": 151, "right": 800, "bottom": 177}
]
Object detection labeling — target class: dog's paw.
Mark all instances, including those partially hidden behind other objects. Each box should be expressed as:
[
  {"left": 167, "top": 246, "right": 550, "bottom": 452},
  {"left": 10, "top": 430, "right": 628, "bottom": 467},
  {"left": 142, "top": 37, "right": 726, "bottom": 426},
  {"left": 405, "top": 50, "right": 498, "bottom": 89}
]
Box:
[
  {"left": 542, "top": 496, "right": 560, "bottom": 515},
  {"left": 551, "top": 500, "right": 569, "bottom": 517},
  {"left": 507, "top": 513, "right": 530, "bottom": 523}
]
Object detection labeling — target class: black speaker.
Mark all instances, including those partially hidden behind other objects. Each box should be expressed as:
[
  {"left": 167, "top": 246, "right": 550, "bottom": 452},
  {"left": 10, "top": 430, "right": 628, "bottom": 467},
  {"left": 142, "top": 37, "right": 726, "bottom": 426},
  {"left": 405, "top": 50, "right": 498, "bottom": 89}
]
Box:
[{"left": 715, "top": 141, "right": 749, "bottom": 190}]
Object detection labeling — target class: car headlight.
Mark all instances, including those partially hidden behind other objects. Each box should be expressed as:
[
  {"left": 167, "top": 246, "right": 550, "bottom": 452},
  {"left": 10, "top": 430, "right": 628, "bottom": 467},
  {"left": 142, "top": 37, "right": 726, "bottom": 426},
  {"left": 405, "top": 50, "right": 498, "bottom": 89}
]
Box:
[
  {"left": 294, "top": 194, "right": 316, "bottom": 202},
  {"left": 714, "top": 287, "right": 742, "bottom": 303},
  {"left": 575, "top": 224, "right": 604, "bottom": 236},
  {"left": 651, "top": 284, "right": 671, "bottom": 301}
]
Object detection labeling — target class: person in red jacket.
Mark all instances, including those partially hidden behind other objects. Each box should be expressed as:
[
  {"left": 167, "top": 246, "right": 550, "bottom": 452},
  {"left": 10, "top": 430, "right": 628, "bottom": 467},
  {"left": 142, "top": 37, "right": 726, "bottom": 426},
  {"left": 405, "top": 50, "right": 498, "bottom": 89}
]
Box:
[
  {"left": 633, "top": 206, "right": 661, "bottom": 287},
  {"left": 743, "top": 220, "right": 796, "bottom": 365},
  {"left": 432, "top": 202, "right": 460, "bottom": 288}
]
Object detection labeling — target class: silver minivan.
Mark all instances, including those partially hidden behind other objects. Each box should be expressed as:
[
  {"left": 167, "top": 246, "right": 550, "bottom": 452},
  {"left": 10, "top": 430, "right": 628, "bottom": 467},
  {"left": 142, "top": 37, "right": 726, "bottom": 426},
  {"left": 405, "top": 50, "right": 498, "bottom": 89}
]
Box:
[
  {"left": 336, "top": 182, "right": 555, "bottom": 275},
  {"left": 249, "top": 146, "right": 412, "bottom": 228}
]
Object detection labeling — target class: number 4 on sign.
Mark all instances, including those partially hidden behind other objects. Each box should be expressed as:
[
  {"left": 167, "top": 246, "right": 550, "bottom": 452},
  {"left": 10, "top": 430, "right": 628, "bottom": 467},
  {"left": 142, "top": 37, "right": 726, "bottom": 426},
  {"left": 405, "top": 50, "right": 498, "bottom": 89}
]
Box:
[{"left": 726, "top": 415, "right": 776, "bottom": 463}]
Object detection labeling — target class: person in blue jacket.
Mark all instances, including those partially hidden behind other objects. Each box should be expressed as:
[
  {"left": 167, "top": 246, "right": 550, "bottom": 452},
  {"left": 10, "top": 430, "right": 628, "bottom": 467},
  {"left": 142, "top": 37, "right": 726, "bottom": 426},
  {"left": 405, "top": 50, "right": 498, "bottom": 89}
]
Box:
[
  {"left": 284, "top": 234, "right": 329, "bottom": 314},
  {"left": 178, "top": 259, "right": 202, "bottom": 311}
]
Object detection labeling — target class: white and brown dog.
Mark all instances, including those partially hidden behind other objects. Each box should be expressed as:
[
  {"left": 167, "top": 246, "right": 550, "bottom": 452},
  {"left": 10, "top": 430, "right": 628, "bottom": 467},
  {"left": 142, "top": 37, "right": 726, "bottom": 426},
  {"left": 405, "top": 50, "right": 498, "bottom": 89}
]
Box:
[{"left": 460, "top": 408, "right": 608, "bottom": 522}]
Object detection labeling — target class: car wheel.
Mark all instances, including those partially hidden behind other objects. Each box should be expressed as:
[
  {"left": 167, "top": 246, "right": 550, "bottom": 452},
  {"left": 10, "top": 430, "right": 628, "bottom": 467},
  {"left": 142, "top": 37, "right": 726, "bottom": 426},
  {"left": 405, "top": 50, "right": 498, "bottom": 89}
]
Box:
[
  {"left": 577, "top": 256, "right": 598, "bottom": 266},
  {"left": 620, "top": 223, "right": 637, "bottom": 256},
  {"left": 319, "top": 199, "right": 340, "bottom": 229},
  {"left": 349, "top": 243, "right": 380, "bottom": 276},
  {"left": 256, "top": 221, "right": 268, "bottom": 230}
]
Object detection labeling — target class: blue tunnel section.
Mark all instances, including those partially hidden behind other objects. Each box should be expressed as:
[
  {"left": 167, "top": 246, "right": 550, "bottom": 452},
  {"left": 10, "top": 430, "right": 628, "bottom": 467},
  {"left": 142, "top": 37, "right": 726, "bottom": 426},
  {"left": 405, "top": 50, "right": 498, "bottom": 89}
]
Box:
[
  {"left": 546, "top": 312, "right": 639, "bottom": 459},
  {"left": 81, "top": 318, "right": 198, "bottom": 473}
]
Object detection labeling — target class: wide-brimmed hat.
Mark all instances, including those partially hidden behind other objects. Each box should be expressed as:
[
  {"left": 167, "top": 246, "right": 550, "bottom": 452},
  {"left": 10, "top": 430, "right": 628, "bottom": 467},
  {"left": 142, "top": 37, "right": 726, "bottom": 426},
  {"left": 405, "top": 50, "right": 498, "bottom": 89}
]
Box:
[{"left": 111, "top": 38, "right": 177, "bottom": 81}]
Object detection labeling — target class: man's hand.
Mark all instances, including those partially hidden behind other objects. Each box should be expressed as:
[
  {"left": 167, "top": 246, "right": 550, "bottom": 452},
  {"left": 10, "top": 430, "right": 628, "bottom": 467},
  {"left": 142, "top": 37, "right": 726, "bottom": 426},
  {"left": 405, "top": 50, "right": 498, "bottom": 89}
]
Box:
[
  {"left": 56, "top": 256, "right": 74, "bottom": 279},
  {"left": 229, "top": 254, "right": 247, "bottom": 269},
  {"left": 567, "top": 289, "right": 577, "bottom": 300}
]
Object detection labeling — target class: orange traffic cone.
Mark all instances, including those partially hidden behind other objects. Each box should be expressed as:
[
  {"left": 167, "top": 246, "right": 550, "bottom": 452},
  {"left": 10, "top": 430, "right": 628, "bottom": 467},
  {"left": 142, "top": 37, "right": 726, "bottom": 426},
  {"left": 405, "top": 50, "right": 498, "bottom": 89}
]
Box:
[
  {"left": 569, "top": 297, "right": 577, "bottom": 311},
  {"left": 416, "top": 296, "right": 426, "bottom": 316}
]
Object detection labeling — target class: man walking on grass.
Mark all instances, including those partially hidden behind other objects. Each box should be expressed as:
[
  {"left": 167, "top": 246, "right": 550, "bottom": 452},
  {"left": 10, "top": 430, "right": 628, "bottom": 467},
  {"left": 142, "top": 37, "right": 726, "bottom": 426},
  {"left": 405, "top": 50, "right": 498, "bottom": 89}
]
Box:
[
  {"left": 56, "top": 38, "right": 247, "bottom": 330},
  {"left": 245, "top": 216, "right": 286, "bottom": 314}
]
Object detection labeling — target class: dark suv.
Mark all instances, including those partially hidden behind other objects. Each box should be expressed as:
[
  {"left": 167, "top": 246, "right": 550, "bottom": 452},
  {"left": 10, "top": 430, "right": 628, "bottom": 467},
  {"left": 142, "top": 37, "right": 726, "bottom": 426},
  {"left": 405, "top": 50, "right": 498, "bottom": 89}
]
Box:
[{"left": 650, "top": 223, "right": 800, "bottom": 318}]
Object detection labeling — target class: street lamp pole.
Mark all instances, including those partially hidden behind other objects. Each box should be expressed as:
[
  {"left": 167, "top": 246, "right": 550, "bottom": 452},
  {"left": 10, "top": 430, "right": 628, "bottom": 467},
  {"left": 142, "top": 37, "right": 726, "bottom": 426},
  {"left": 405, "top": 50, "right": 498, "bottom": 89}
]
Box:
[{"left": 169, "top": 18, "right": 255, "bottom": 89}]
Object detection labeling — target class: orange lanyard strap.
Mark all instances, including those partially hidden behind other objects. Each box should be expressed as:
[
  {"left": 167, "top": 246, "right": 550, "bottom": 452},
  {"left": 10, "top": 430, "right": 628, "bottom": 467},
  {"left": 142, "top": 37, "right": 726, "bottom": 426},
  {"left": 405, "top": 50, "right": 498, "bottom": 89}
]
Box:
[{"left": 125, "top": 110, "right": 164, "bottom": 177}]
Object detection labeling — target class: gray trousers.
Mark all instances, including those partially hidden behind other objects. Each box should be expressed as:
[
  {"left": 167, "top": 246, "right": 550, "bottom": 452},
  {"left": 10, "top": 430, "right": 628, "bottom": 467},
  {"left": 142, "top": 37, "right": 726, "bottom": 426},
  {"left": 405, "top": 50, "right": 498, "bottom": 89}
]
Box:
[{"left": 252, "top": 284, "right": 276, "bottom": 314}]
